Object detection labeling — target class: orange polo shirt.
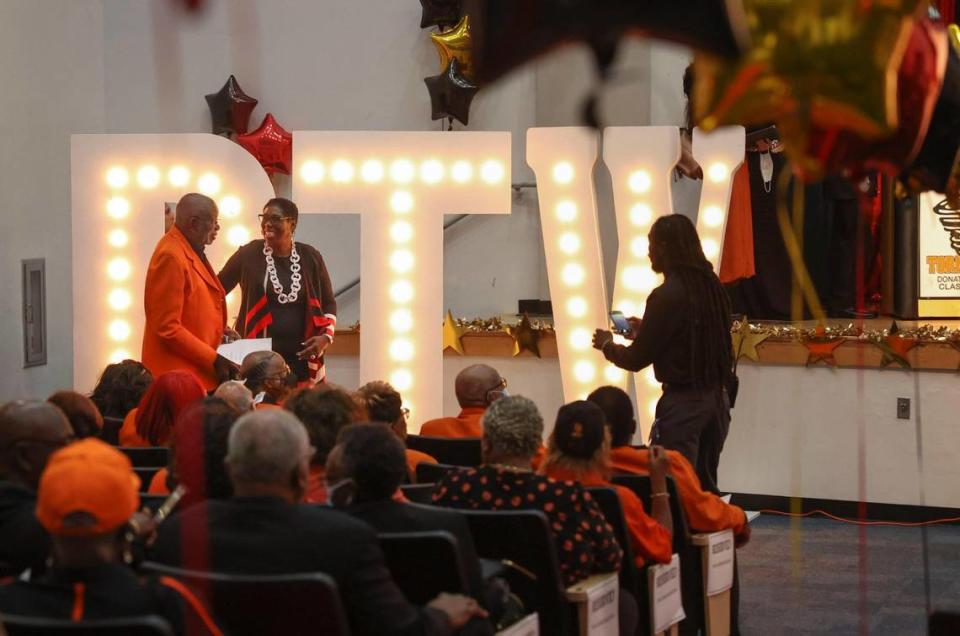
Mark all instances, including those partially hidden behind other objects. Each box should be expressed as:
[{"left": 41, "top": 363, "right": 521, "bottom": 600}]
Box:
[
  {"left": 543, "top": 465, "right": 672, "bottom": 567},
  {"left": 420, "top": 407, "right": 485, "bottom": 438},
  {"left": 610, "top": 446, "right": 746, "bottom": 535},
  {"left": 118, "top": 408, "right": 151, "bottom": 448},
  {"left": 406, "top": 448, "right": 437, "bottom": 483}
]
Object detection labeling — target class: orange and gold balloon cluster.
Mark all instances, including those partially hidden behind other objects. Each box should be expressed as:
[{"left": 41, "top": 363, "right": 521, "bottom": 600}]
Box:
[
  {"left": 694, "top": 0, "right": 960, "bottom": 202},
  {"left": 419, "top": 0, "right": 479, "bottom": 126}
]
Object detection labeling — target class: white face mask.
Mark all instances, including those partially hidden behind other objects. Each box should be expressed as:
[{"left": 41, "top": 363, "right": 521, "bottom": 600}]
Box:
[{"left": 759, "top": 151, "right": 774, "bottom": 193}]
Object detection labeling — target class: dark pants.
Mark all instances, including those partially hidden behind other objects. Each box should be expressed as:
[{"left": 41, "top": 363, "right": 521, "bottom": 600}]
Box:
[{"left": 649, "top": 386, "right": 730, "bottom": 495}]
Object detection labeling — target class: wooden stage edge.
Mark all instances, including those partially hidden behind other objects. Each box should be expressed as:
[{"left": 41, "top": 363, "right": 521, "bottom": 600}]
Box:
[{"left": 326, "top": 326, "right": 960, "bottom": 373}]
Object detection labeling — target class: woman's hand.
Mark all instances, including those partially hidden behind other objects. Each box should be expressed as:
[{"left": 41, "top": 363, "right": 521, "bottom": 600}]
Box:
[{"left": 297, "top": 335, "right": 332, "bottom": 360}]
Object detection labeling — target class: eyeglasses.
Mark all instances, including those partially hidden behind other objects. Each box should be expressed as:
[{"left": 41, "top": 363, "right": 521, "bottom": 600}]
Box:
[{"left": 258, "top": 213, "right": 293, "bottom": 224}]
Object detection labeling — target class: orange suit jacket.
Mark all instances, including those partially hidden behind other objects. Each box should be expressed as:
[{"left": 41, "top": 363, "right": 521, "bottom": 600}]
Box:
[{"left": 142, "top": 226, "right": 226, "bottom": 390}]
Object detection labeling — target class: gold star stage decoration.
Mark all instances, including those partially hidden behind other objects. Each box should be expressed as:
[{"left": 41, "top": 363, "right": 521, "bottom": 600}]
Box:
[
  {"left": 442, "top": 309, "right": 466, "bottom": 355},
  {"left": 802, "top": 325, "right": 844, "bottom": 366},
  {"left": 505, "top": 313, "right": 541, "bottom": 358},
  {"left": 430, "top": 15, "right": 474, "bottom": 80},
  {"left": 694, "top": 0, "right": 926, "bottom": 178},
  {"left": 731, "top": 318, "right": 770, "bottom": 363}
]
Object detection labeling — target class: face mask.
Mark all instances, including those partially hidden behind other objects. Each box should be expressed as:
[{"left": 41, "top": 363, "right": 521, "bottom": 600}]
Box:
[{"left": 759, "top": 151, "right": 774, "bottom": 194}]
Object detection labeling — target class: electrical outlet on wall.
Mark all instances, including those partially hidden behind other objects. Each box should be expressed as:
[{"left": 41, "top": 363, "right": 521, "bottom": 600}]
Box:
[{"left": 897, "top": 398, "right": 911, "bottom": 420}]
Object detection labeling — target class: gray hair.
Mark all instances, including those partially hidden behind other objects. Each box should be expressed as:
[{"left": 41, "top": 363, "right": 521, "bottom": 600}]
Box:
[
  {"left": 482, "top": 395, "right": 543, "bottom": 458},
  {"left": 214, "top": 380, "right": 254, "bottom": 413},
  {"left": 226, "top": 410, "right": 310, "bottom": 486}
]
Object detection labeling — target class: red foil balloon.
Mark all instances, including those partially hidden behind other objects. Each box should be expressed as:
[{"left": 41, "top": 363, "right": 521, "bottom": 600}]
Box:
[
  {"left": 805, "top": 15, "right": 948, "bottom": 179},
  {"left": 235, "top": 113, "right": 293, "bottom": 175}
]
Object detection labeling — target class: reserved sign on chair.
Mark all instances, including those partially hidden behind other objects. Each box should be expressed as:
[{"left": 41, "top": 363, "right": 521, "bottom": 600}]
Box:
[
  {"left": 650, "top": 554, "right": 685, "bottom": 635},
  {"left": 705, "top": 530, "right": 735, "bottom": 596}
]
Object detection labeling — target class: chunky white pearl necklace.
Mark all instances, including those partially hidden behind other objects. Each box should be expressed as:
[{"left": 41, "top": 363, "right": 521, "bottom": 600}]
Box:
[{"left": 263, "top": 243, "right": 302, "bottom": 304}]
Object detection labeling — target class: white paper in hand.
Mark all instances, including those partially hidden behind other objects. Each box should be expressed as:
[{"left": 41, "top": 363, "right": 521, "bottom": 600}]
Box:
[{"left": 217, "top": 338, "right": 272, "bottom": 366}]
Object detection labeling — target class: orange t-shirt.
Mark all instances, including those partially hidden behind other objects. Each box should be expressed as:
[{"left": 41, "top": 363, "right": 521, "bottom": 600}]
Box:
[
  {"left": 542, "top": 465, "right": 672, "bottom": 567},
  {"left": 420, "top": 407, "right": 485, "bottom": 438},
  {"left": 610, "top": 446, "right": 746, "bottom": 535},
  {"left": 118, "top": 408, "right": 151, "bottom": 448},
  {"left": 406, "top": 448, "right": 437, "bottom": 483},
  {"left": 147, "top": 468, "right": 170, "bottom": 495}
]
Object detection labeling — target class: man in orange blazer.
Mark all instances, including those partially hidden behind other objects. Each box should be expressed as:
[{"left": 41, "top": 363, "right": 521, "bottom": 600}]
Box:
[
  {"left": 420, "top": 364, "right": 506, "bottom": 438},
  {"left": 142, "top": 193, "right": 237, "bottom": 390}
]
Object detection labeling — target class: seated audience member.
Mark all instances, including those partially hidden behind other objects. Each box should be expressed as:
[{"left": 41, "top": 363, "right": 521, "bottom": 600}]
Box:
[
  {"left": 540, "top": 401, "right": 672, "bottom": 567},
  {"left": 119, "top": 370, "right": 206, "bottom": 448},
  {"left": 89, "top": 359, "right": 154, "bottom": 420},
  {"left": 284, "top": 386, "right": 355, "bottom": 503},
  {"left": 240, "top": 351, "right": 292, "bottom": 408},
  {"left": 0, "top": 438, "right": 220, "bottom": 635},
  {"left": 432, "top": 396, "right": 622, "bottom": 587},
  {"left": 357, "top": 381, "right": 437, "bottom": 482},
  {"left": 213, "top": 380, "right": 255, "bottom": 414},
  {"left": 48, "top": 390, "right": 104, "bottom": 439},
  {"left": 327, "top": 423, "right": 485, "bottom": 598},
  {"left": 152, "top": 409, "right": 488, "bottom": 635},
  {"left": 587, "top": 386, "right": 749, "bottom": 543},
  {"left": 148, "top": 398, "right": 239, "bottom": 503},
  {"left": 420, "top": 365, "right": 506, "bottom": 438},
  {"left": 0, "top": 401, "right": 74, "bottom": 575}
]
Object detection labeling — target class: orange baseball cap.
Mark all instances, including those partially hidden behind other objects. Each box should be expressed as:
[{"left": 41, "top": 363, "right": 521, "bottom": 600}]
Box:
[{"left": 36, "top": 438, "right": 141, "bottom": 536}]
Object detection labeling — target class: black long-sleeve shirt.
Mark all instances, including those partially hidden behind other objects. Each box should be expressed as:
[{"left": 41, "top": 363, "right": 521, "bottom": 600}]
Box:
[{"left": 603, "top": 274, "right": 694, "bottom": 386}]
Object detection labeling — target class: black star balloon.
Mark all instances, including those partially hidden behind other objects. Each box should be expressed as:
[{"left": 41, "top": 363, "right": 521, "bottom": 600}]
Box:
[
  {"left": 464, "top": 0, "right": 749, "bottom": 84},
  {"left": 424, "top": 58, "right": 479, "bottom": 126},
  {"left": 419, "top": 0, "right": 463, "bottom": 29},
  {"left": 204, "top": 75, "right": 258, "bottom": 136}
]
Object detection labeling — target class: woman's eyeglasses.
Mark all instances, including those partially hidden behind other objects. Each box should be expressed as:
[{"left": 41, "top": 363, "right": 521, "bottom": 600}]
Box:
[{"left": 258, "top": 213, "right": 292, "bottom": 224}]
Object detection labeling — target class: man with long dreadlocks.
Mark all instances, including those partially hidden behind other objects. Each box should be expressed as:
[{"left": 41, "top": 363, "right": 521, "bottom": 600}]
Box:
[{"left": 593, "top": 214, "right": 735, "bottom": 495}]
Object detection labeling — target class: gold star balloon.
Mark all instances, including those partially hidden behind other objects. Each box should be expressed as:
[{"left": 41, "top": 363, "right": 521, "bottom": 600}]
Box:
[
  {"left": 442, "top": 310, "right": 466, "bottom": 355},
  {"left": 431, "top": 15, "right": 474, "bottom": 79},
  {"left": 694, "top": 0, "right": 926, "bottom": 178}
]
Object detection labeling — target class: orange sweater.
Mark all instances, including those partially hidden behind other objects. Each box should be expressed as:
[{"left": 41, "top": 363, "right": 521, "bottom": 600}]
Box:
[
  {"left": 420, "top": 407, "right": 485, "bottom": 438},
  {"left": 543, "top": 465, "right": 672, "bottom": 567},
  {"left": 406, "top": 448, "right": 437, "bottom": 483},
  {"left": 147, "top": 468, "right": 170, "bottom": 495},
  {"left": 610, "top": 446, "right": 746, "bottom": 535},
  {"left": 118, "top": 408, "right": 151, "bottom": 448}
]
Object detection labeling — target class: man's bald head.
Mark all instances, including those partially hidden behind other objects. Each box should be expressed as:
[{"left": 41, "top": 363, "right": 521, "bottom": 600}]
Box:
[
  {"left": 175, "top": 193, "right": 219, "bottom": 247},
  {"left": 214, "top": 380, "right": 255, "bottom": 414},
  {"left": 240, "top": 351, "right": 287, "bottom": 396},
  {"left": 0, "top": 400, "right": 74, "bottom": 490},
  {"left": 455, "top": 364, "right": 505, "bottom": 408}
]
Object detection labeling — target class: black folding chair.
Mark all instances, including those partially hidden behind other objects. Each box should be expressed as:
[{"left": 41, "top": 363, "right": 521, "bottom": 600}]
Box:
[
  {"left": 415, "top": 462, "right": 461, "bottom": 484},
  {"left": 378, "top": 531, "right": 469, "bottom": 605},
  {"left": 612, "top": 474, "right": 702, "bottom": 636},
  {"left": 461, "top": 509, "right": 576, "bottom": 636},
  {"left": 141, "top": 563, "right": 349, "bottom": 636},
  {"left": 399, "top": 483, "right": 436, "bottom": 504},
  {"left": 586, "top": 488, "right": 641, "bottom": 593},
  {"left": 1, "top": 615, "right": 173, "bottom": 636},
  {"left": 406, "top": 435, "right": 482, "bottom": 467},
  {"left": 135, "top": 467, "right": 161, "bottom": 492},
  {"left": 100, "top": 416, "right": 124, "bottom": 445},
  {"left": 119, "top": 447, "right": 168, "bottom": 468}
]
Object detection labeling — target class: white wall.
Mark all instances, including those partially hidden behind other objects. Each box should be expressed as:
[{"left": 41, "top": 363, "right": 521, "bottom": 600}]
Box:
[{"left": 0, "top": 0, "right": 105, "bottom": 399}]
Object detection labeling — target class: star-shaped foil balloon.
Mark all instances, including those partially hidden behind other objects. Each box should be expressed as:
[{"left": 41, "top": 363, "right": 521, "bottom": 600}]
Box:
[
  {"left": 235, "top": 113, "right": 292, "bottom": 175},
  {"left": 431, "top": 15, "right": 474, "bottom": 79},
  {"left": 419, "top": 0, "right": 462, "bottom": 29},
  {"left": 803, "top": 325, "right": 844, "bottom": 366},
  {"left": 506, "top": 313, "right": 541, "bottom": 358},
  {"left": 731, "top": 319, "right": 770, "bottom": 363},
  {"left": 694, "top": 0, "right": 926, "bottom": 179},
  {"left": 424, "top": 58, "right": 479, "bottom": 126},
  {"left": 204, "top": 75, "right": 258, "bottom": 136},
  {"left": 442, "top": 310, "right": 466, "bottom": 355}
]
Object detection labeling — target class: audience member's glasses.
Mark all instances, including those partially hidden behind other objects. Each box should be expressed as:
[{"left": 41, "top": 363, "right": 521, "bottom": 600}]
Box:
[{"left": 258, "top": 213, "right": 292, "bottom": 224}]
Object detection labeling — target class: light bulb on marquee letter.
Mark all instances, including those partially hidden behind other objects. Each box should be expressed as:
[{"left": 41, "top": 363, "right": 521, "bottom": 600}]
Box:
[
  {"left": 294, "top": 131, "right": 511, "bottom": 427},
  {"left": 603, "top": 127, "right": 680, "bottom": 441},
  {"left": 527, "top": 127, "right": 621, "bottom": 408},
  {"left": 71, "top": 133, "right": 275, "bottom": 391},
  {"left": 692, "top": 127, "right": 745, "bottom": 271}
]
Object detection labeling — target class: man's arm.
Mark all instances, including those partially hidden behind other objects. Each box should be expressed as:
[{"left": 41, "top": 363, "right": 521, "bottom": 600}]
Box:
[
  {"left": 146, "top": 251, "right": 220, "bottom": 370},
  {"left": 600, "top": 285, "right": 681, "bottom": 372},
  {"left": 668, "top": 451, "right": 748, "bottom": 536}
]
